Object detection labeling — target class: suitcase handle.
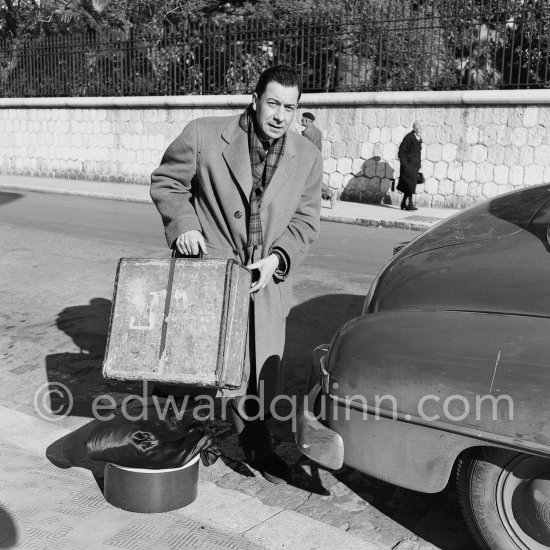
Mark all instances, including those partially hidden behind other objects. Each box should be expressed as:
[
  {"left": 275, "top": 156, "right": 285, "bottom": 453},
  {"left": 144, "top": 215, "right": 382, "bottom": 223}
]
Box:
[{"left": 172, "top": 249, "right": 203, "bottom": 259}]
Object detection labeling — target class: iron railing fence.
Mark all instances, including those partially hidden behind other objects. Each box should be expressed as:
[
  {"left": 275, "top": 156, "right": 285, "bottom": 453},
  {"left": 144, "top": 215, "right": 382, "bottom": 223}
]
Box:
[{"left": 1, "top": 1, "right": 549, "bottom": 97}]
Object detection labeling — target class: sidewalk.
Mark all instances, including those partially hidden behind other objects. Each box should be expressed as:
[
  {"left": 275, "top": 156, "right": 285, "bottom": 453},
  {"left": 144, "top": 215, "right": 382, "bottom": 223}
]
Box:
[
  {"left": 0, "top": 406, "right": 376, "bottom": 550},
  {"left": 0, "top": 174, "right": 460, "bottom": 231}
]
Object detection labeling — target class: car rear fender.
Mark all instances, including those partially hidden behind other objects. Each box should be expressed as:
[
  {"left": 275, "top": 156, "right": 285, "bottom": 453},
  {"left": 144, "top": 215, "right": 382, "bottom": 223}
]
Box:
[
  {"left": 326, "top": 310, "right": 550, "bottom": 465},
  {"left": 327, "top": 397, "right": 482, "bottom": 492}
]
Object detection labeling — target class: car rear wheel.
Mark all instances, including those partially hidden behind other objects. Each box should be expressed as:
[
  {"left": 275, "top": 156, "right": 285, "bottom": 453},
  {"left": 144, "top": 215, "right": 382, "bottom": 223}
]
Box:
[{"left": 456, "top": 448, "right": 550, "bottom": 550}]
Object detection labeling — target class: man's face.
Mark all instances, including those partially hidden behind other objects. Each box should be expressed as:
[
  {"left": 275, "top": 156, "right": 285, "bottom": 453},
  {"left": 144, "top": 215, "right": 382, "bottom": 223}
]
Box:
[
  {"left": 301, "top": 116, "right": 311, "bottom": 127},
  {"left": 252, "top": 81, "right": 300, "bottom": 141}
]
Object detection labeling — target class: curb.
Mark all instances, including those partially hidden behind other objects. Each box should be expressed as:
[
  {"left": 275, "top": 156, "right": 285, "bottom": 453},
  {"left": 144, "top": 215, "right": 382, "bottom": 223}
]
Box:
[
  {"left": 1, "top": 182, "right": 432, "bottom": 232},
  {"left": 0, "top": 183, "right": 153, "bottom": 204},
  {"left": 320, "top": 212, "right": 432, "bottom": 232}
]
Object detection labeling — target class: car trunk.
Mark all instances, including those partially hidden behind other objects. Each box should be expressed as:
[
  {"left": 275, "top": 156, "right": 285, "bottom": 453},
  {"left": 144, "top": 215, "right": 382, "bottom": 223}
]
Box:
[
  {"left": 367, "top": 184, "right": 550, "bottom": 317},
  {"left": 396, "top": 184, "right": 550, "bottom": 261}
]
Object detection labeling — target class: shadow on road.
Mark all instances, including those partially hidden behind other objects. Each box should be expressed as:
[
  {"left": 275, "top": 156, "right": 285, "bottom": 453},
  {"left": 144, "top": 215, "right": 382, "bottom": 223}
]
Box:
[
  {"left": 0, "top": 191, "right": 23, "bottom": 208},
  {"left": 0, "top": 506, "right": 17, "bottom": 548},
  {"left": 281, "top": 292, "right": 365, "bottom": 405},
  {"left": 330, "top": 466, "right": 477, "bottom": 550},
  {"left": 44, "top": 297, "right": 144, "bottom": 419}
]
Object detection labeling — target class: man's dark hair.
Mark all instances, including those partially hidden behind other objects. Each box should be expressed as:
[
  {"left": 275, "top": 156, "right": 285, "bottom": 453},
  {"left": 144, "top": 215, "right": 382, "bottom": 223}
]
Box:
[
  {"left": 254, "top": 65, "right": 302, "bottom": 100},
  {"left": 302, "top": 112, "right": 315, "bottom": 121}
]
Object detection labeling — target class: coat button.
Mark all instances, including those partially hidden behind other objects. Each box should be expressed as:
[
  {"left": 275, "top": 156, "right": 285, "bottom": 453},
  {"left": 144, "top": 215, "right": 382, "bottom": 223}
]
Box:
[{"left": 234, "top": 211, "right": 243, "bottom": 219}]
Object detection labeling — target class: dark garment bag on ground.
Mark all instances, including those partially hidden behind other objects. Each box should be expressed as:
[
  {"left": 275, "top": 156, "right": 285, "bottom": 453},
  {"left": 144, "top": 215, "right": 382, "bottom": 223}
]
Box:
[{"left": 86, "top": 400, "right": 220, "bottom": 469}]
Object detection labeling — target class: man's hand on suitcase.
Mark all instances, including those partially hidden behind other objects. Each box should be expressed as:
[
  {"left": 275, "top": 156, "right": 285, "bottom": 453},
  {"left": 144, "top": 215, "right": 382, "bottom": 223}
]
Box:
[
  {"left": 248, "top": 254, "right": 278, "bottom": 293},
  {"left": 175, "top": 230, "right": 208, "bottom": 257}
]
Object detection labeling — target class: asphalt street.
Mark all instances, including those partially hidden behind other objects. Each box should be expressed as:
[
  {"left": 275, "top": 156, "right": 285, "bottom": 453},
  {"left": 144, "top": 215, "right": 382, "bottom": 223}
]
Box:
[{"left": 0, "top": 190, "right": 477, "bottom": 549}]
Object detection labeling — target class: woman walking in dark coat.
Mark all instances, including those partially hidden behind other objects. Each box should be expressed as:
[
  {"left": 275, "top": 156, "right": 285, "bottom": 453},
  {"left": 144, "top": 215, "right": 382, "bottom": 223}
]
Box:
[{"left": 397, "top": 121, "right": 423, "bottom": 210}]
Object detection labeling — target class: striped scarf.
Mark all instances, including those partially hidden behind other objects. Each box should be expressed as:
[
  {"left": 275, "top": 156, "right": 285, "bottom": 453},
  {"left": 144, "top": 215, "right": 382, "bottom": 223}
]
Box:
[{"left": 239, "top": 105, "right": 285, "bottom": 247}]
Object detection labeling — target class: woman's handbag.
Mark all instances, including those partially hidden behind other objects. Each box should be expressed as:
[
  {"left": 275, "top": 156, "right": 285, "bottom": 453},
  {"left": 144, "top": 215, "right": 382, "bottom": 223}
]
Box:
[{"left": 417, "top": 172, "right": 425, "bottom": 184}]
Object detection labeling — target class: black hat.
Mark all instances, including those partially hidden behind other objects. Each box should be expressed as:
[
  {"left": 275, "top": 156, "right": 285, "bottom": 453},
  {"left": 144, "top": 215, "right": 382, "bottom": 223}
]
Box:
[{"left": 302, "top": 112, "right": 315, "bottom": 121}]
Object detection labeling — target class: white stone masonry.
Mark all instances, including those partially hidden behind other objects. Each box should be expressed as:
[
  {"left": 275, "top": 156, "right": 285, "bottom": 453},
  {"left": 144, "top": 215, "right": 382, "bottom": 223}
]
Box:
[{"left": 1, "top": 91, "right": 549, "bottom": 207}]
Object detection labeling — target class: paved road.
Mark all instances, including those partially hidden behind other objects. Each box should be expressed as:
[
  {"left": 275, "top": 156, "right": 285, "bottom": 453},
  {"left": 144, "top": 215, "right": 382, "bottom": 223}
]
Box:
[{"left": 0, "top": 190, "right": 477, "bottom": 550}]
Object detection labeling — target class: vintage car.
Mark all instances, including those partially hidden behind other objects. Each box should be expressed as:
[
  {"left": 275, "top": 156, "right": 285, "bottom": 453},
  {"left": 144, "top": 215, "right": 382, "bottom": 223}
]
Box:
[{"left": 296, "top": 183, "right": 550, "bottom": 550}]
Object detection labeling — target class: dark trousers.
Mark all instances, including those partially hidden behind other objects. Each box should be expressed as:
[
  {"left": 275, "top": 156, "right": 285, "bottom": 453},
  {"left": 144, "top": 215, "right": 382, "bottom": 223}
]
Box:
[
  {"left": 150, "top": 385, "right": 270, "bottom": 455},
  {"left": 401, "top": 193, "right": 414, "bottom": 207}
]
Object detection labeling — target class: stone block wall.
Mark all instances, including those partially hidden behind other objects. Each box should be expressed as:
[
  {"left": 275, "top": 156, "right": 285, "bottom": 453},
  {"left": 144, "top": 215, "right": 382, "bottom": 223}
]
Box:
[
  {"left": 0, "top": 103, "right": 242, "bottom": 186},
  {"left": 1, "top": 90, "right": 549, "bottom": 208},
  {"left": 313, "top": 99, "right": 550, "bottom": 208}
]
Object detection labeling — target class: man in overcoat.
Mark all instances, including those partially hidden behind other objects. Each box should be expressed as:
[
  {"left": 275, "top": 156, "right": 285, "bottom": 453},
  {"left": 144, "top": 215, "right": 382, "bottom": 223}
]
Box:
[
  {"left": 301, "top": 112, "right": 336, "bottom": 208},
  {"left": 150, "top": 66, "right": 323, "bottom": 483},
  {"left": 301, "top": 111, "right": 322, "bottom": 150}
]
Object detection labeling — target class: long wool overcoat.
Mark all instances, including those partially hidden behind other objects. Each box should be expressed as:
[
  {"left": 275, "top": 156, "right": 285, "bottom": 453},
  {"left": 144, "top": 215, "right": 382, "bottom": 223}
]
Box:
[
  {"left": 150, "top": 113, "right": 323, "bottom": 406},
  {"left": 397, "top": 130, "right": 422, "bottom": 195}
]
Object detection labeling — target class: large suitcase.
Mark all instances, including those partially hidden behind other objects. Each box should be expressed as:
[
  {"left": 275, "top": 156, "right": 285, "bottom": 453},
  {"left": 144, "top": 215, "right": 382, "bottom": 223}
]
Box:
[{"left": 102, "top": 258, "right": 251, "bottom": 389}]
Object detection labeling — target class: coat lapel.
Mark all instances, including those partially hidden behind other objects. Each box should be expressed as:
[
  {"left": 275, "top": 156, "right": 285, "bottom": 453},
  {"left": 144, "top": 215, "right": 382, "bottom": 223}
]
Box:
[
  {"left": 222, "top": 118, "right": 253, "bottom": 201},
  {"left": 261, "top": 133, "right": 297, "bottom": 209}
]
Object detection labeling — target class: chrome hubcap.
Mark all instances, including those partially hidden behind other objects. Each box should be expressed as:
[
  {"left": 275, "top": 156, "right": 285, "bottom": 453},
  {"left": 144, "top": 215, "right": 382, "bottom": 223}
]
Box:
[{"left": 497, "top": 455, "right": 550, "bottom": 550}]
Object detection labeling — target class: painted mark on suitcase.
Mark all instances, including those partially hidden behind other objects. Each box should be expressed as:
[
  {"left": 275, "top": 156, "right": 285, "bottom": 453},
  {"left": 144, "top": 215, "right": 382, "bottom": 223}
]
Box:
[{"left": 128, "top": 290, "right": 165, "bottom": 331}]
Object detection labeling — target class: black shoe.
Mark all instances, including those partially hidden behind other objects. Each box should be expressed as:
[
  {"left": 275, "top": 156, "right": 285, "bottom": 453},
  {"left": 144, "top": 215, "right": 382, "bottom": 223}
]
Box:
[
  {"left": 244, "top": 444, "right": 292, "bottom": 484},
  {"left": 408, "top": 205, "right": 418, "bottom": 211}
]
